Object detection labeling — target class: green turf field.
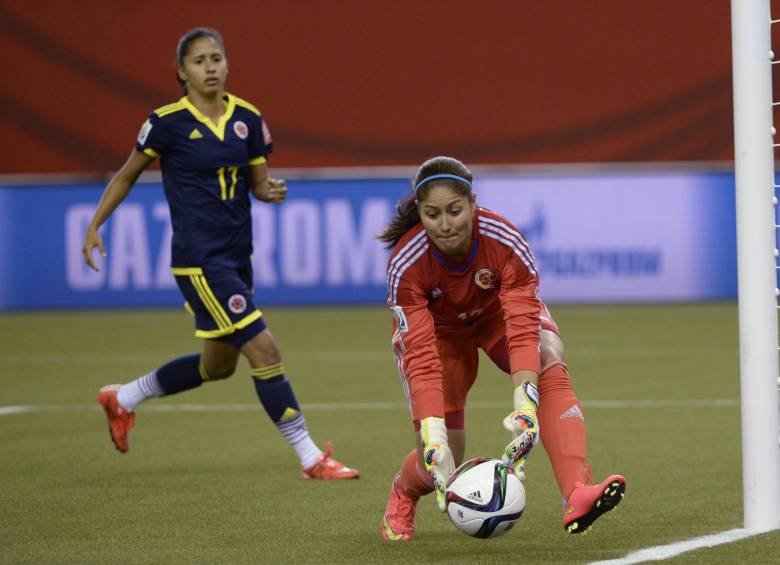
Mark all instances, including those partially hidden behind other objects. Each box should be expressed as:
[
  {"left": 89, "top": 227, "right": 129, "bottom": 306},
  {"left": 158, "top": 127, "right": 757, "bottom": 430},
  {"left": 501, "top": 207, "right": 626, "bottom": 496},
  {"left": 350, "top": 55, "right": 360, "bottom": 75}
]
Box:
[{"left": 2, "top": 304, "right": 780, "bottom": 564}]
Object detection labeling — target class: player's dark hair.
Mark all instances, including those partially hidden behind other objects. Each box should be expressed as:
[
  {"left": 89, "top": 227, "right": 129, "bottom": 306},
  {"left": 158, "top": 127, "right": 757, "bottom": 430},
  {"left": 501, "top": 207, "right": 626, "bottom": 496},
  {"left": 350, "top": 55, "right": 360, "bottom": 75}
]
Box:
[
  {"left": 175, "top": 27, "right": 225, "bottom": 93},
  {"left": 378, "top": 156, "right": 474, "bottom": 249}
]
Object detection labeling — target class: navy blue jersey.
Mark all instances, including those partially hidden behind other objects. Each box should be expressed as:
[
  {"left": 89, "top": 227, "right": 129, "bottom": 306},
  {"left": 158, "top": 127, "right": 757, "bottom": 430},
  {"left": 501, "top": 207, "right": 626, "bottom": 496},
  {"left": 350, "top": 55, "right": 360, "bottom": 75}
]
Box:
[{"left": 135, "top": 93, "right": 273, "bottom": 269}]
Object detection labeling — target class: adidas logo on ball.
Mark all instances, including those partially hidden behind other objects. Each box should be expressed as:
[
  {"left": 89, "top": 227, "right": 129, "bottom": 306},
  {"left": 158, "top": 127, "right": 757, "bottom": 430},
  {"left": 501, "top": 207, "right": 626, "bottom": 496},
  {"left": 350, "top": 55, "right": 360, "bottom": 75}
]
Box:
[
  {"left": 467, "top": 490, "right": 482, "bottom": 502},
  {"left": 445, "top": 458, "right": 526, "bottom": 538}
]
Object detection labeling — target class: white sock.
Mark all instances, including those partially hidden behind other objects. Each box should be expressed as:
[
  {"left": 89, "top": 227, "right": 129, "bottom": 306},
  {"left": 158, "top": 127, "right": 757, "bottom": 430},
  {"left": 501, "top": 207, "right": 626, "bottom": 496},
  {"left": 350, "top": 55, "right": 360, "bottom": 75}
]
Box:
[
  {"left": 277, "top": 414, "right": 322, "bottom": 468},
  {"left": 117, "top": 371, "right": 165, "bottom": 412}
]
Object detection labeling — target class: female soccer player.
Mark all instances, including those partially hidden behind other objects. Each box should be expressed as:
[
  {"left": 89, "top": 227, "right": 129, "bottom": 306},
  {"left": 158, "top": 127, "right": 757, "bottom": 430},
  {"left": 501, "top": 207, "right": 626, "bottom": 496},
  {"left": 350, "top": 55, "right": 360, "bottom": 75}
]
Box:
[
  {"left": 378, "top": 156, "right": 625, "bottom": 540},
  {"left": 82, "top": 27, "right": 358, "bottom": 480}
]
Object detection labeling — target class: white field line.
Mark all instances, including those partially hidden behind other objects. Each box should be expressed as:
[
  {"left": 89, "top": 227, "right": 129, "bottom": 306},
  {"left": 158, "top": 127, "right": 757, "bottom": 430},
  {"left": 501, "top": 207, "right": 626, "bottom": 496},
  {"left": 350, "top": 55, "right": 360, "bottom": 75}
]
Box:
[
  {"left": 0, "top": 351, "right": 393, "bottom": 365},
  {"left": 0, "top": 346, "right": 730, "bottom": 366},
  {"left": 587, "top": 527, "right": 773, "bottom": 565},
  {"left": 0, "top": 398, "right": 739, "bottom": 417}
]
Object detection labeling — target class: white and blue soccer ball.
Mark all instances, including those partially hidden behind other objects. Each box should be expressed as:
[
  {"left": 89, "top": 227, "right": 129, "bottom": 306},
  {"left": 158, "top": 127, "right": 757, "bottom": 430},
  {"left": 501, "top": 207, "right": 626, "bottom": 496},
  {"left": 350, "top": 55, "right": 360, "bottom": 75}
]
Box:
[{"left": 445, "top": 457, "right": 526, "bottom": 538}]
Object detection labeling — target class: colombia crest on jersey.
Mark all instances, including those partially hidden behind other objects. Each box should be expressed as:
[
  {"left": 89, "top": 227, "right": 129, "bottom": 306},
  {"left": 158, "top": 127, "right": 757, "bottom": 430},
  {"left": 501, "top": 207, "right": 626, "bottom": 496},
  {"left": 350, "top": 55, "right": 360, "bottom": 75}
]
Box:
[{"left": 135, "top": 93, "right": 273, "bottom": 269}]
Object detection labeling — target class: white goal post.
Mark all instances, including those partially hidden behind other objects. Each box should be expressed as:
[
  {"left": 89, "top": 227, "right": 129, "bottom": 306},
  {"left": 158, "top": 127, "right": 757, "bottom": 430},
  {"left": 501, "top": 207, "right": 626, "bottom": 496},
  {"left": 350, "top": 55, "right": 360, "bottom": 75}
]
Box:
[{"left": 731, "top": 0, "right": 780, "bottom": 532}]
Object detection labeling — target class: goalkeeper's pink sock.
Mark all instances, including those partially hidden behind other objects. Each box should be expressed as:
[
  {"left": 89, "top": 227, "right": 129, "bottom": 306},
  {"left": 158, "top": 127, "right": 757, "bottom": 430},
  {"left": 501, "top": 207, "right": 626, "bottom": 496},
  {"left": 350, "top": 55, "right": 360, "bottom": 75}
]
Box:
[
  {"left": 538, "top": 363, "right": 589, "bottom": 499},
  {"left": 396, "top": 449, "right": 435, "bottom": 498}
]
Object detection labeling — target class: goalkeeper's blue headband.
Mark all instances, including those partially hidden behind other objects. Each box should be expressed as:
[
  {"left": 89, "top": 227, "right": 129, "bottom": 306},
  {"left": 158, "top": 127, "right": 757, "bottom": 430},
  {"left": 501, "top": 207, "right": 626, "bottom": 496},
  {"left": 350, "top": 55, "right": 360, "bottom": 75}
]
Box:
[{"left": 415, "top": 174, "right": 472, "bottom": 192}]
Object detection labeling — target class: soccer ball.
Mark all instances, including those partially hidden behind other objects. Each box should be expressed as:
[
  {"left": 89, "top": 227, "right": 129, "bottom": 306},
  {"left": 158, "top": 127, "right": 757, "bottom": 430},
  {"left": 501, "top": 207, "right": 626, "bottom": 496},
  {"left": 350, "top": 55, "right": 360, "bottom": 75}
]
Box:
[{"left": 445, "top": 457, "right": 526, "bottom": 538}]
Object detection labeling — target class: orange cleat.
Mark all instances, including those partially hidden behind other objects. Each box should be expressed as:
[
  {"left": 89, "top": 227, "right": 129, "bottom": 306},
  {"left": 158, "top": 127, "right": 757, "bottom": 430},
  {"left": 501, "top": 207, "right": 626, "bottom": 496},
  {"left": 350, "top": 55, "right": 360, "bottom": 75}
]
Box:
[
  {"left": 300, "top": 441, "right": 359, "bottom": 480},
  {"left": 380, "top": 475, "right": 418, "bottom": 541},
  {"left": 563, "top": 475, "right": 626, "bottom": 534},
  {"left": 97, "top": 384, "right": 136, "bottom": 453}
]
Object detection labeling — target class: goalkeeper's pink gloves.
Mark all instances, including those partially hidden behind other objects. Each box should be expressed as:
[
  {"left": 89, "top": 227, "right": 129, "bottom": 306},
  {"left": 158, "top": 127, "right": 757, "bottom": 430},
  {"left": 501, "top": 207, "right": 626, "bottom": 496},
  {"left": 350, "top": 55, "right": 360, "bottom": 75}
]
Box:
[
  {"left": 501, "top": 380, "right": 540, "bottom": 480},
  {"left": 421, "top": 416, "right": 455, "bottom": 512}
]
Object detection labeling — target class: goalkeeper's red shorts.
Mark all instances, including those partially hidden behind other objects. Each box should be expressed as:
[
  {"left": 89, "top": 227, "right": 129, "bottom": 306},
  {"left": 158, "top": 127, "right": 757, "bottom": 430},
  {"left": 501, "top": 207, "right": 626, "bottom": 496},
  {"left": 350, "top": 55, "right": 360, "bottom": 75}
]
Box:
[{"left": 412, "top": 303, "right": 560, "bottom": 432}]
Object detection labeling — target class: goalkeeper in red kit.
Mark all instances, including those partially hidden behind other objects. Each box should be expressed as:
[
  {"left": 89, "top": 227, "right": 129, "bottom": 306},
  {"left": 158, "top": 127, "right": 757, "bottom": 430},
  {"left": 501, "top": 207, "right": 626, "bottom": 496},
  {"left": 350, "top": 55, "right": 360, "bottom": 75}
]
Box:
[{"left": 378, "top": 156, "right": 625, "bottom": 541}]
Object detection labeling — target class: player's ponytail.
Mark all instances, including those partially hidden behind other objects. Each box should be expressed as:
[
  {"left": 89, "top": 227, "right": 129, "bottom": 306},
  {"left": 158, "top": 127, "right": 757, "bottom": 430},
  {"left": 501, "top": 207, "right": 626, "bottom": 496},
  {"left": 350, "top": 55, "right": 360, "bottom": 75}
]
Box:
[
  {"left": 378, "top": 192, "right": 421, "bottom": 250},
  {"left": 175, "top": 27, "right": 226, "bottom": 93},
  {"left": 378, "top": 156, "right": 474, "bottom": 249}
]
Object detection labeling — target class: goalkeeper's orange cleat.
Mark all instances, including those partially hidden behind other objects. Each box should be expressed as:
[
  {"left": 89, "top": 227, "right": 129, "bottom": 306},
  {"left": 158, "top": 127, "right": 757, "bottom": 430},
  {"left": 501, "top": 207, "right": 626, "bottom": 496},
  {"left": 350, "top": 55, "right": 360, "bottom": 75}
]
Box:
[
  {"left": 97, "top": 384, "right": 135, "bottom": 454},
  {"left": 381, "top": 475, "right": 418, "bottom": 541},
  {"left": 300, "top": 441, "right": 359, "bottom": 480},
  {"left": 563, "top": 475, "right": 626, "bottom": 534}
]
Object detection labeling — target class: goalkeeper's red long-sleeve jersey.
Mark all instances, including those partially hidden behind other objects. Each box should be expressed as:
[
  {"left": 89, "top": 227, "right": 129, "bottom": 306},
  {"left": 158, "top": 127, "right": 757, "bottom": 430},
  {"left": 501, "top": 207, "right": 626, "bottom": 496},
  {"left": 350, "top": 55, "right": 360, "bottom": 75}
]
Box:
[{"left": 387, "top": 207, "right": 542, "bottom": 421}]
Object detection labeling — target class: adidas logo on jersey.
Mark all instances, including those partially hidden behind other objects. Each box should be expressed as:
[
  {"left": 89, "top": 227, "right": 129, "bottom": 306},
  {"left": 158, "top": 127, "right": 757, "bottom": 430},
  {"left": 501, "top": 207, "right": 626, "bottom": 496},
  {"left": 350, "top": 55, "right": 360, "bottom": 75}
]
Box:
[
  {"left": 466, "top": 490, "right": 482, "bottom": 502},
  {"left": 560, "top": 404, "right": 585, "bottom": 421},
  {"left": 189, "top": 129, "right": 203, "bottom": 139}
]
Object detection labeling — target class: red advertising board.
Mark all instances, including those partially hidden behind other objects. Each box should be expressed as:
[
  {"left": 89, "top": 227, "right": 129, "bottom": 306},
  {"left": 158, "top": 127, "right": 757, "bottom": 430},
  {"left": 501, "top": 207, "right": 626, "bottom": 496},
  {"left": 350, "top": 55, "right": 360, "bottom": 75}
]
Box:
[{"left": 0, "top": 1, "right": 735, "bottom": 173}]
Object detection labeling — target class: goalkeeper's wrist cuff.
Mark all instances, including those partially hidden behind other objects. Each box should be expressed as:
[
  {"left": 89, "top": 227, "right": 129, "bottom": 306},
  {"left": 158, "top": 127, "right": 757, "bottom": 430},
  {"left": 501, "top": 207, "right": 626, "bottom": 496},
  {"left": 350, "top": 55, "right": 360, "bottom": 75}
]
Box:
[
  {"left": 420, "top": 416, "right": 448, "bottom": 447},
  {"left": 514, "top": 381, "right": 539, "bottom": 411}
]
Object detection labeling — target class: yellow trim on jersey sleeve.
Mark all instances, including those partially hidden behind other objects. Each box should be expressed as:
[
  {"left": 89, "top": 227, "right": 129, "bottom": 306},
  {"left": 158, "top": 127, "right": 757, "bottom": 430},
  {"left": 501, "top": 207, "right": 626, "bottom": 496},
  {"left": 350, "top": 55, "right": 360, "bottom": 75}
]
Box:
[
  {"left": 233, "top": 95, "right": 262, "bottom": 116},
  {"left": 143, "top": 148, "right": 161, "bottom": 159},
  {"left": 194, "top": 309, "right": 263, "bottom": 338},
  {"left": 181, "top": 94, "right": 236, "bottom": 141},
  {"left": 154, "top": 101, "right": 186, "bottom": 118},
  {"left": 249, "top": 156, "right": 267, "bottom": 166},
  {"left": 153, "top": 101, "right": 180, "bottom": 113},
  {"left": 172, "top": 267, "right": 204, "bottom": 275},
  {"left": 184, "top": 301, "right": 194, "bottom": 316}
]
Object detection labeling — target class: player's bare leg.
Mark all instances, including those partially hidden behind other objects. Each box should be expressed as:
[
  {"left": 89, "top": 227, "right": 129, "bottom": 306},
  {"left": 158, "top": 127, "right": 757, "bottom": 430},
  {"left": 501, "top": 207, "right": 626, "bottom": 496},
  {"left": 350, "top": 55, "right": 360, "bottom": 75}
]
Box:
[{"left": 201, "top": 339, "right": 240, "bottom": 380}]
